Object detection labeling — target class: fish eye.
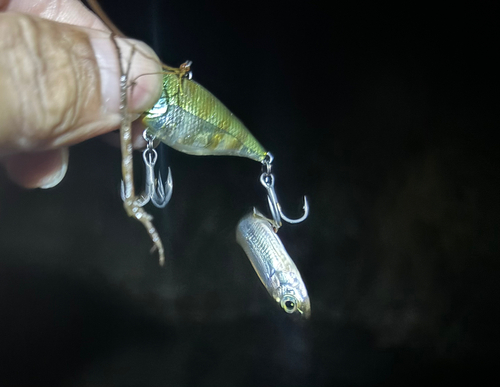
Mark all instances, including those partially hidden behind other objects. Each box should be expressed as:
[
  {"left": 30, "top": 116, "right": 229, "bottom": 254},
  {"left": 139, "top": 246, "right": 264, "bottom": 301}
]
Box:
[{"left": 281, "top": 295, "right": 298, "bottom": 314}]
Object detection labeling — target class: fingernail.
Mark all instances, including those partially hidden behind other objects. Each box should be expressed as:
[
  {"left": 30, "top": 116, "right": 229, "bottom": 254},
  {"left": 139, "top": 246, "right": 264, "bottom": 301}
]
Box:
[
  {"left": 40, "top": 147, "right": 69, "bottom": 189},
  {"left": 90, "top": 35, "right": 163, "bottom": 114}
]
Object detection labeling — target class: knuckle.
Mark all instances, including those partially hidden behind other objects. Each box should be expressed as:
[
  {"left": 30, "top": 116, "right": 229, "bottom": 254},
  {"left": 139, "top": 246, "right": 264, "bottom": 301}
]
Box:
[{"left": 0, "top": 13, "right": 101, "bottom": 152}]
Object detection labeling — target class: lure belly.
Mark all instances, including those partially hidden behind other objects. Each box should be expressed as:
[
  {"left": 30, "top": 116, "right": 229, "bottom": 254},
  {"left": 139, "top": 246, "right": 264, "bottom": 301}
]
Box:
[
  {"left": 143, "top": 73, "right": 267, "bottom": 162},
  {"left": 236, "top": 209, "right": 311, "bottom": 318}
]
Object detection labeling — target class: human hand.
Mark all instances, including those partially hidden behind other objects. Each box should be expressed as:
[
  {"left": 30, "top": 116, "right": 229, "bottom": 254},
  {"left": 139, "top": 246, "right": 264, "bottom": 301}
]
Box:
[{"left": 0, "top": 0, "right": 162, "bottom": 188}]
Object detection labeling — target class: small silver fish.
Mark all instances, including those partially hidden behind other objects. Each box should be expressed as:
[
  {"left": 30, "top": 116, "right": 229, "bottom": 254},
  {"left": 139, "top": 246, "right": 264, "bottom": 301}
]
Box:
[{"left": 236, "top": 209, "right": 311, "bottom": 318}]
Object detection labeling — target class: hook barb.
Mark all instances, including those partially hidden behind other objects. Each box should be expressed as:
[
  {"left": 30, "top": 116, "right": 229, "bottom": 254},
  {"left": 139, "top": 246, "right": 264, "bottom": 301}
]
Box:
[{"left": 151, "top": 167, "right": 173, "bottom": 208}]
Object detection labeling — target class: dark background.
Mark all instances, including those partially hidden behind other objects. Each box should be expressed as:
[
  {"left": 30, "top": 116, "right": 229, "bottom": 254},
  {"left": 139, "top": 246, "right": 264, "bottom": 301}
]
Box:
[{"left": 0, "top": 1, "right": 498, "bottom": 386}]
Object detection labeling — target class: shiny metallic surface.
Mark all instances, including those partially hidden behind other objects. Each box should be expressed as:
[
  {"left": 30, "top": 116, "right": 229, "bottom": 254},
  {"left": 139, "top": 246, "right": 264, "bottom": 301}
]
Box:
[
  {"left": 143, "top": 73, "right": 267, "bottom": 162},
  {"left": 119, "top": 142, "right": 173, "bottom": 208},
  {"left": 259, "top": 158, "right": 310, "bottom": 230},
  {"left": 236, "top": 209, "right": 310, "bottom": 318}
]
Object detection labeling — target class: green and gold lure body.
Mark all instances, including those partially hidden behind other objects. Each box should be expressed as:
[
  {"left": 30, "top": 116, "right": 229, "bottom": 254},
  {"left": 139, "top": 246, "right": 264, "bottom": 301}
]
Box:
[{"left": 142, "top": 71, "right": 267, "bottom": 162}]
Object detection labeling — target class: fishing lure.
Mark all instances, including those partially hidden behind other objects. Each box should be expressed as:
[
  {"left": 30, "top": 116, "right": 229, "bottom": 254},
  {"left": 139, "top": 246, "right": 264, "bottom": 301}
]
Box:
[
  {"left": 138, "top": 63, "right": 308, "bottom": 215},
  {"left": 141, "top": 64, "right": 311, "bottom": 316},
  {"left": 122, "top": 60, "right": 309, "bottom": 230},
  {"left": 143, "top": 67, "right": 267, "bottom": 162},
  {"left": 236, "top": 209, "right": 311, "bottom": 318},
  {"left": 86, "top": 3, "right": 311, "bottom": 315},
  {"left": 235, "top": 152, "right": 310, "bottom": 317}
]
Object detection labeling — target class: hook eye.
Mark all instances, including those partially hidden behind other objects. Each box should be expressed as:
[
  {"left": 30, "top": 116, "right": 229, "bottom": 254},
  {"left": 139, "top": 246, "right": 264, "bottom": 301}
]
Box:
[{"left": 142, "top": 148, "right": 158, "bottom": 166}]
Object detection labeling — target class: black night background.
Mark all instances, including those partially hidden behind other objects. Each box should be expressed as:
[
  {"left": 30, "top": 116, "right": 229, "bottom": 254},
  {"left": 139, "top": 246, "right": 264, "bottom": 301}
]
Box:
[{"left": 0, "top": 1, "right": 498, "bottom": 386}]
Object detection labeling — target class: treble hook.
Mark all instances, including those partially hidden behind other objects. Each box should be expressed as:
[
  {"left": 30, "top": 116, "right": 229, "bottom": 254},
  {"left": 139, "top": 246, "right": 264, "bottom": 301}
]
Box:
[
  {"left": 120, "top": 132, "right": 173, "bottom": 208},
  {"left": 260, "top": 153, "right": 309, "bottom": 230}
]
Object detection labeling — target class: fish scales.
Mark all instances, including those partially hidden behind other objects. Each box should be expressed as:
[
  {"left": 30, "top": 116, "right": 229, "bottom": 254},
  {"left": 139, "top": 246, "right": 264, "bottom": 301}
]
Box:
[
  {"left": 236, "top": 209, "right": 310, "bottom": 317},
  {"left": 143, "top": 73, "right": 267, "bottom": 162}
]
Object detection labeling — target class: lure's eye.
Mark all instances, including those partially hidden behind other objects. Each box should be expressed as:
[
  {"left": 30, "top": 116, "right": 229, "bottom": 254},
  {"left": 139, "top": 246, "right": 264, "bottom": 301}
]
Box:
[{"left": 281, "top": 295, "right": 298, "bottom": 314}]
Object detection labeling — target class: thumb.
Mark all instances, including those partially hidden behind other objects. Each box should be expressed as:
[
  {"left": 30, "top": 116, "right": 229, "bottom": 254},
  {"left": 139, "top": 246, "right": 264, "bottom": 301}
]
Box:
[{"left": 0, "top": 12, "right": 162, "bottom": 154}]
